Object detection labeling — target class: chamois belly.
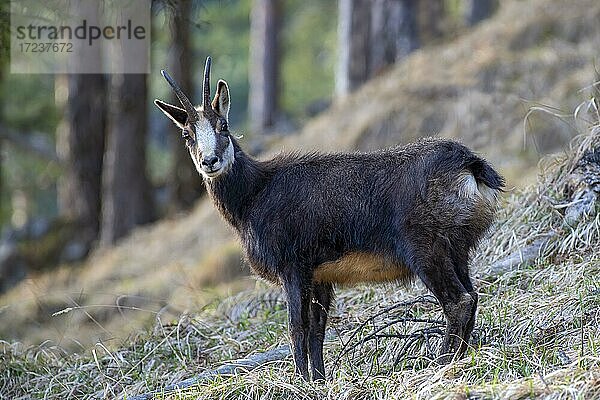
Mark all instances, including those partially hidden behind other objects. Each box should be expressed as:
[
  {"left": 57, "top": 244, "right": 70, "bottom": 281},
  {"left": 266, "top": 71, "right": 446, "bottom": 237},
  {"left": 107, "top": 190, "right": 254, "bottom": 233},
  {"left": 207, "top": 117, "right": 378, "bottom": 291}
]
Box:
[{"left": 313, "top": 252, "right": 412, "bottom": 285}]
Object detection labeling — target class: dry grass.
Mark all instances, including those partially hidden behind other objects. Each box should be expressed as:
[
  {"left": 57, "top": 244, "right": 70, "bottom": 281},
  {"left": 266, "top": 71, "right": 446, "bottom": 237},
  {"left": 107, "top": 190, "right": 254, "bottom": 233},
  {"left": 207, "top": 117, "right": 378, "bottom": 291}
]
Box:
[
  {"left": 2, "top": 94, "right": 599, "bottom": 399},
  {"left": 0, "top": 201, "right": 248, "bottom": 351}
]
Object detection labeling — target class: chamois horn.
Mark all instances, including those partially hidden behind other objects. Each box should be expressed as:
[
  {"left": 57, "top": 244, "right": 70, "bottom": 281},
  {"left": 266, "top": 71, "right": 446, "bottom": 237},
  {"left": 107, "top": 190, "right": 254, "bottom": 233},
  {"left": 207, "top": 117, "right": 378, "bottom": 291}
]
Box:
[
  {"left": 161, "top": 69, "right": 198, "bottom": 123},
  {"left": 202, "top": 56, "right": 212, "bottom": 110}
]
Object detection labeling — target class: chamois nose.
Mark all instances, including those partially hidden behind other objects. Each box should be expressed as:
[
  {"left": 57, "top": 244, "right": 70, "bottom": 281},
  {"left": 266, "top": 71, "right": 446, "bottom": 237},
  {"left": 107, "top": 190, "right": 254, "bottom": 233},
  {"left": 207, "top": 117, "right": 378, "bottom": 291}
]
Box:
[{"left": 202, "top": 155, "right": 219, "bottom": 169}]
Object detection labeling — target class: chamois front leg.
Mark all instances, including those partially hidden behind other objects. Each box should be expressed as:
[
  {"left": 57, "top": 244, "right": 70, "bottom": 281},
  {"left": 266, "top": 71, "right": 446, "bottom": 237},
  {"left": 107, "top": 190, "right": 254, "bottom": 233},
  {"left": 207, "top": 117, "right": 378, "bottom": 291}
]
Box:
[
  {"left": 309, "top": 283, "right": 333, "bottom": 381},
  {"left": 282, "top": 274, "right": 311, "bottom": 380}
]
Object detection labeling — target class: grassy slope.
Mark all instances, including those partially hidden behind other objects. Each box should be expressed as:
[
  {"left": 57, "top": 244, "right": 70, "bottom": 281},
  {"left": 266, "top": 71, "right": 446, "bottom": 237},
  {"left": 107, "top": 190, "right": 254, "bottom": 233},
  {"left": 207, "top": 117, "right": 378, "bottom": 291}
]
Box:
[
  {"left": 0, "top": 0, "right": 599, "bottom": 374},
  {"left": 2, "top": 115, "right": 599, "bottom": 399}
]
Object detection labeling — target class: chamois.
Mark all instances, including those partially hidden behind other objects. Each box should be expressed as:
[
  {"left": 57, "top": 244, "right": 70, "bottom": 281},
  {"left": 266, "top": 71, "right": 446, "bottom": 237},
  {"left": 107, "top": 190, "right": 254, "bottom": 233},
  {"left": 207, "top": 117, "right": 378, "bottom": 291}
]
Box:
[{"left": 155, "top": 57, "right": 505, "bottom": 381}]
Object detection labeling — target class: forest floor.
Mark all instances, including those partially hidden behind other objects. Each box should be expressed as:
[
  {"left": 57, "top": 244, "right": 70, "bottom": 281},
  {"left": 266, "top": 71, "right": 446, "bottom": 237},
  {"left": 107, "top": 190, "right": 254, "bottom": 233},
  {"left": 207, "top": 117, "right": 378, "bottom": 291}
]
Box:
[{"left": 2, "top": 107, "right": 599, "bottom": 399}]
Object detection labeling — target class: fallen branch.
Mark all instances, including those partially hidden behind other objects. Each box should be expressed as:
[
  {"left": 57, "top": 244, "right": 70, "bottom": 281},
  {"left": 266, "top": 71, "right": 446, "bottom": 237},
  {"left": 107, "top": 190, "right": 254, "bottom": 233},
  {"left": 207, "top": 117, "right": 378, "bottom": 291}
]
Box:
[
  {"left": 331, "top": 295, "right": 443, "bottom": 375},
  {"left": 126, "top": 344, "right": 291, "bottom": 400},
  {"left": 487, "top": 147, "right": 599, "bottom": 276},
  {"left": 485, "top": 235, "right": 554, "bottom": 276}
]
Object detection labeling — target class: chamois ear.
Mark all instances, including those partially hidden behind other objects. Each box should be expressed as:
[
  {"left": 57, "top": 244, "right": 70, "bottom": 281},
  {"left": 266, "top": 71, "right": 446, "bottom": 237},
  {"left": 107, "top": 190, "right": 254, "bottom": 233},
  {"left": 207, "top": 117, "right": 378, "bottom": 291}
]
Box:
[
  {"left": 154, "top": 99, "right": 188, "bottom": 128},
  {"left": 212, "top": 79, "right": 230, "bottom": 120}
]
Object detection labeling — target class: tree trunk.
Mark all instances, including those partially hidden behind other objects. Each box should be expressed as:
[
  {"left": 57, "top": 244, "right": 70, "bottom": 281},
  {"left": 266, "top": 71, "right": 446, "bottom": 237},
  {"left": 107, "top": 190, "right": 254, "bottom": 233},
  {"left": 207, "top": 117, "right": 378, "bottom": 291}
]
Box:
[
  {"left": 100, "top": 74, "right": 154, "bottom": 245},
  {"left": 344, "top": 0, "right": 420, "bottom": 86},
  {"left": 248, "top": 0, "right": 281, "bottom": 132},
  {"left": 336, "top": 0, "right": 371, "bottom": 96},
  {"left": 56, "top": 74, "right": 107, "bottom": 243},
  {"left": 419, "top": 0, "right": 444, "bottom": 42},
  {"left": 465, "top": 0, "right": 495, "bottom": 26},
  {"left": 56, "top": 0, "right": 107, "bottom": 247},
  {"left": 370, "top": 0, "right": 401, "bottom": 76},
  {"left": 396, "top": 0, "right": 420, "bottom": 60},
  {"left": 168, "top": 0, "right": 204, "bottom": 210},
  {"left": 0, "top": 0, "right": 4, "bottom": 212}
]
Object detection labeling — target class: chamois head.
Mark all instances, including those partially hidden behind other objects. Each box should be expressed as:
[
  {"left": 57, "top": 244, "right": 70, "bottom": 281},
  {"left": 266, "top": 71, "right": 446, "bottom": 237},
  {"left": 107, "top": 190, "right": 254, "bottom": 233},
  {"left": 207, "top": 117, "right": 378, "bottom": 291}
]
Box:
[{"left": 155, "top": 56, "right": 234, "bottom": 179}]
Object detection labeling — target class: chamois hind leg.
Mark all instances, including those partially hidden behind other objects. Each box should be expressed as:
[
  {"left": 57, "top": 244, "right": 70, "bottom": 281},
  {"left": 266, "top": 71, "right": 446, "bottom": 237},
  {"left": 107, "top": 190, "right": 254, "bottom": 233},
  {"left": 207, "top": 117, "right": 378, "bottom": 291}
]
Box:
[
  {"left": 451, "top": 252, "right": 478, "bottom": 354},
  {"left": 282, "top": 273, "right": 311, "bottom": 380},
  {"left": 408, "top": 244, "right": 474, "bottom": 363},
  {"left": 308, "top": 283, "right": 333, "bottom": 381},
  {"left": 462, "top": 291, "right": 478, "bottom": 352}
]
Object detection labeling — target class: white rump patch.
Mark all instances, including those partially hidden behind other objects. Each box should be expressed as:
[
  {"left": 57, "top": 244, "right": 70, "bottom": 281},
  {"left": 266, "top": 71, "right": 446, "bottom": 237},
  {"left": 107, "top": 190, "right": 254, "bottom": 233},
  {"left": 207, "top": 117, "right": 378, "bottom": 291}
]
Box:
[
  {"left": 477, "top": 181, "right": 499, "bottom": 203},
  {"left": 457, "top": 172, "right": 478, "bottom": 198},
  {"left": 457, "top": 171, "right": 498, "bottom": 203}
]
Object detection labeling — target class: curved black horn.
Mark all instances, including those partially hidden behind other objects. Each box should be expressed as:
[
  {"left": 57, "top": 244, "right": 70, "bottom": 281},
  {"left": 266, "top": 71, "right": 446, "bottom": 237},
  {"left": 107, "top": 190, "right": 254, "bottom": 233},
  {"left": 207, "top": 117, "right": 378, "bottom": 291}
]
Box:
[
  {"left": 161, "top": 69, "right": 198, "bottom": 122},
  {"left": 202, "top": 56, "right": 212, "bottom": 109}
]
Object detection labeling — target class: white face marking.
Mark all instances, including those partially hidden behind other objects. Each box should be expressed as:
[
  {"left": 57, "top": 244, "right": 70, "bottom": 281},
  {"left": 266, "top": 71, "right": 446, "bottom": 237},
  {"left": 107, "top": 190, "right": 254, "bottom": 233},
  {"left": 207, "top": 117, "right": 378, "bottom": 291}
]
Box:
[
  {"left": 194, "top": 119, "right": 217, "bottom": 156},
  {"left": 190, "top": 133, "right": 235, "bottom": 180}
]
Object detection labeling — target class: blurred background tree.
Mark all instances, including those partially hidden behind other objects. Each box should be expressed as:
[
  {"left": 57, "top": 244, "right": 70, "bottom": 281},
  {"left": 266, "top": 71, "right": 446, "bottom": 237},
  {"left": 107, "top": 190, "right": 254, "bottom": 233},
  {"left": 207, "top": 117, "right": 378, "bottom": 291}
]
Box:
[
  {"left": 100, "top": 73, "right": 154, "bottom": 245},
  {"left": 248, "top": 0, "right": 281, "bottom": 133},
  {"left": 55, "top": 1, "right": 107, "bottom": 254},
  {"left": 0, "top": 0, "right": 9, "bottom": 216},
  {"left": 465, "top": 0, "right": 496, "bottom": 26},
  {"left": 336, "top": 0, "right": 421, "bottom": 95}
]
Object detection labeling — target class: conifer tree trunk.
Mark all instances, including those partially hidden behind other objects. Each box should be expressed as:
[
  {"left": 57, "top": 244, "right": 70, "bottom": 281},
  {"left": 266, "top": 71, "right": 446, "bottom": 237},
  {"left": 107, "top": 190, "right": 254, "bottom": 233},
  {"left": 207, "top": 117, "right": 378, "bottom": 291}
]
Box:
[
  {"left": 100, "top": 73, "right": 154, "bottom": 245},
  {"left": 396, "top": 0, "right": 420, "bottom": 59},
  {"left": 57, "top": 76, "right": 107, "bottom": 242},
  {"left": 337, "top": 0, "right": 419, "bottom": 94},
  {"left": 248, "top": 0, "right": 281, "bottom": 132},
  {"left": 370, "top": 0, "right": 401, "bottom": 76},
  {"left": 465, "top": 0, "right": 494, "bottom": 26},
  {"left": 420, "top": 0, "right": 444, "bottom": 41},
  {"left": 336, "top": 0, "right": 371, "bottom": 95},
  {"left": 168, "top": 0, "right": 204, "bottom": 209},
  {"left": 56, "top": 0, "right": 107, "bottom": 246}
]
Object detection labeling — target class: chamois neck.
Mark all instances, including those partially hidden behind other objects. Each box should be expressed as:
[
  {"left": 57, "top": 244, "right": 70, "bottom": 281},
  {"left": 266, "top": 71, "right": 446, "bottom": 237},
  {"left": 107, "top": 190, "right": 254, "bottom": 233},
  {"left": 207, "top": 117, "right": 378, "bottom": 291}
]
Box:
[{"left": 204, "top": 139, "right": 272, "bottom": 230}]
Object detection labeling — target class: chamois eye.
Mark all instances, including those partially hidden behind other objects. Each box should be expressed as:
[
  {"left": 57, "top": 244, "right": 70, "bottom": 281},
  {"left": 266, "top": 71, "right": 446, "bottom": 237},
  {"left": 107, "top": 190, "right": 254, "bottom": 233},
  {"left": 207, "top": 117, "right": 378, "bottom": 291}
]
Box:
[
  {"left": 218, "top": 118, "right": 228, "bottom": 132},
  {"left": 182, "top": 129, "right": 194, "bottom": 145}
]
